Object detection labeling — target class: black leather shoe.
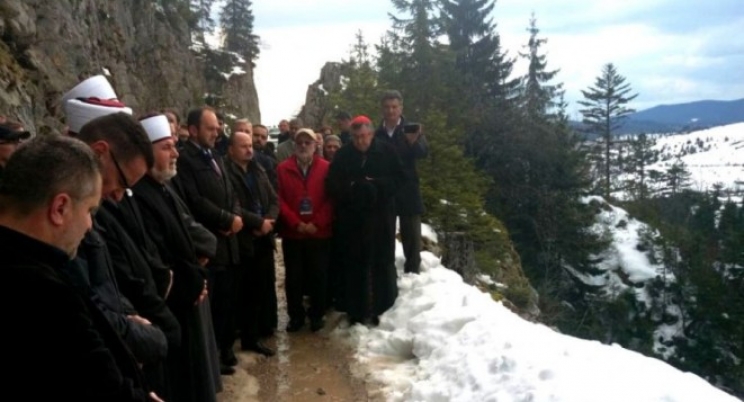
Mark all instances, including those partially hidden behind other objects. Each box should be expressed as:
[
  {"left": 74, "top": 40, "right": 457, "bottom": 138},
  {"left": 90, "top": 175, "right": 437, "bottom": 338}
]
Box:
[
  {"left": 286, "top": 320, "right": 304, "bottom": 332},
  {"left": 222, "top": 349, "right": 238, "bottom": 367},
  {"left": 220, "top": 364, "right": 236, "bottom": 375},
  {"left": 310, "top": 319, "right": 325, "bottom": 332},
  {"left": 242, "top": 341, "right": 275, "bottom": 357}
]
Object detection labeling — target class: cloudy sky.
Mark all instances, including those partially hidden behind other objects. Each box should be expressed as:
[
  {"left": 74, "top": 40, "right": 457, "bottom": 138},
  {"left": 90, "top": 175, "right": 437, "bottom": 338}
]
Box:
[{"left": 249, "top": 0, "right": 744, "bottom": 125}]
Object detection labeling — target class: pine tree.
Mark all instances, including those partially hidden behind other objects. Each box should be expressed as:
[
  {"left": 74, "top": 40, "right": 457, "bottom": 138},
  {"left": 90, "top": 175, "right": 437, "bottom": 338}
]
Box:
[
  {"left": 579, "top": 63, "right": 638, "bottom": 198},
  {"left": 189, "top": 0, "right": 216, "bottom": 43},
  {"left": 664, "top": 159, "right": 691, "bottom": 195},
  {"left": 624, "top": 133, "right": 657, "bottom": 200},
  {"left": 518, "top": 14, "right": 563, "bottom": 122},
  {"left": 440, "top": 0, "right": 517, "bottom": 109},
  {"left": 387, "top": 0, "right": 449, "bottom": 115},
  {"left": 327, "top": 32, "right": 380, "bottom": 119},
  {"left": 465, "top": 17, "right": 601, "bottom": 318},
  {"left": 220, "top": 0, "right": 260, "bottom": 66}
]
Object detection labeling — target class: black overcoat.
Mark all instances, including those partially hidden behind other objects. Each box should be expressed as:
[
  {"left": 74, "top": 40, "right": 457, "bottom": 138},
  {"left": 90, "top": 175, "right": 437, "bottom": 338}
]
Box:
[
  {"left": 173, "top": 141, "right": 240, "bottom": 267},
  {"left": 374, "top": 117, "right": 428, "bottom": 216},
  {"left": 1, "top": 225, "right": 151, "bottom": 401},
  {"left": 326, "top": 138, "right": 404, "bottom": 318},
  {"left": 133, "top": 174, "right": 221, "bottom": 402}
]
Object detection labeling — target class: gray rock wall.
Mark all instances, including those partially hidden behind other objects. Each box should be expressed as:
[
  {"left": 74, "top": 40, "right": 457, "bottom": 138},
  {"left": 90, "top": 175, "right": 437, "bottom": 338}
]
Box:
[
  {"left": 298, "top": 62, "right": 341, "bottom": 129},
  {"left": 0, "top": 0, "right": 259, "bottom": 133}
]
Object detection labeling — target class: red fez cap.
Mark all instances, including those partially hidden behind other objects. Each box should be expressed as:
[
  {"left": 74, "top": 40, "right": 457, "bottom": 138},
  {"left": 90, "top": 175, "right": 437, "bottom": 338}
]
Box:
[{"left": 350, "top": 115, "right": 372, "bottom": 126}]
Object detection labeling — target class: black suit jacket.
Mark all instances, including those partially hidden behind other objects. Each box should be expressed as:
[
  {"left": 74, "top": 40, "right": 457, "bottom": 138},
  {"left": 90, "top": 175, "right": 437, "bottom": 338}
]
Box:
[
  {"left": 225, "top": 158, "right": 279, "bottom": 257},
  {"left": 174, "top": 141, "right": 241, "bottom": 266}
]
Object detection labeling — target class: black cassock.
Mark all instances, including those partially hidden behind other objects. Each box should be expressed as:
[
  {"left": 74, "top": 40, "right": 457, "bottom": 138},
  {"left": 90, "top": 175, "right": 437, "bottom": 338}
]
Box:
[
  {"left": 133, "top": 174, "right": 222, "bottom": 402},
  {"left": 326, "top": 138, "right": 405, "bottom": 322}
]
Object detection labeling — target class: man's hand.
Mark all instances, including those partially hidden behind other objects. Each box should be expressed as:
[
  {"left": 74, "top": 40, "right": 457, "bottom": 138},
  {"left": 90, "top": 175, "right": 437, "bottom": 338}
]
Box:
[
  {"left": 297, "top": 222, "right": 307, "bottom": 234},
  {"left": 127, "top": 315, "right": 152, "bottom": 326},
  {"left": 196, "top": 280, "right": 208, "bottom": 305},
  {"left": 260, "top": 219, "right": 275, "bottom": 235},
  {"left": 197, "top": 257, "right": 209, "bottom": 267},
  {"left": 305, "top": 223, "right": 318, "bottom": 235},
  {"left": 405, "top": 125, "right": 423, "bottom": 145},
  {"left": 149, "top": 392, "right": 165, "bottom": 402},
  {"left": 231, "top": 215, "right": 244, "bottom": 234}
]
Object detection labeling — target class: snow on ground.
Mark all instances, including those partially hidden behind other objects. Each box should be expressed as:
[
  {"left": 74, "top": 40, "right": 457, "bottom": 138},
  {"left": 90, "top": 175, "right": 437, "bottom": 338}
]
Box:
[
  {"left": 579, "top": 196, "right": 683, "bottom": 356},
  {"left": 646, "top": 123, "right": 744, "bottom": 193},
  {"left": 340, "top": 244, "right": 739, "bottom": 402},
  {"left": 578, "top": 196, "right": 673, "bottom": 300}
]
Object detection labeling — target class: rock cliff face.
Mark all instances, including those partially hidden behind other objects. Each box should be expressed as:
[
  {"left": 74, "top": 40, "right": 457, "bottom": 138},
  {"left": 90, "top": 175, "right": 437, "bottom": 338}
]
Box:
[
  {"left": 0, "top": 0, "right": 259, "bottom": 133},
  {"left": 297, "top": 62, "right": 342, "bottom": 129}
]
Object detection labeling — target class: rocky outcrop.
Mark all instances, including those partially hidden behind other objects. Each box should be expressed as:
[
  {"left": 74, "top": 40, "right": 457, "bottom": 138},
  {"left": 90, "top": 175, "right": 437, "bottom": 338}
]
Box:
[
  {"left": 0, "top": 0, "right": 259, "bottom": 133},
  {"left": 297, "top": 62, "right": 342, "bottom": 129},
  {"left": 221, "top": 64, "right": 260, "bottom": 123}
]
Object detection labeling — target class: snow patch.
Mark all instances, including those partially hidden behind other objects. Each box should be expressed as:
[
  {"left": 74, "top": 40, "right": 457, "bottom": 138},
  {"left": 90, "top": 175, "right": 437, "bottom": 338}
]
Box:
[{"left": 341, "top": 242, "right": 738, "bottom": 401}]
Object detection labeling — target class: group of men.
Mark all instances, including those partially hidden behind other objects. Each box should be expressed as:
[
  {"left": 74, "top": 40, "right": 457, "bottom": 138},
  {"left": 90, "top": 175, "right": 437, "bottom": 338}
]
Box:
[{"left": 0, "top": 73, "right": 428, "bottom": 401}]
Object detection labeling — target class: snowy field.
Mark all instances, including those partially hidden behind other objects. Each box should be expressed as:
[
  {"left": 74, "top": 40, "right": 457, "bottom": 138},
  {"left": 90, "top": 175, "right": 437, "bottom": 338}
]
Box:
[
  {"left": 645, "top": 122, "right": 744, "bottom": 193},
  {"left": 336, "top": 225, "right": 740, "bottom": 402}
]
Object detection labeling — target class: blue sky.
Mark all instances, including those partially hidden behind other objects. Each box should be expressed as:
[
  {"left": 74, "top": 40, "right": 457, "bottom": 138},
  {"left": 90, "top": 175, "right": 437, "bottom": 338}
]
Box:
[{"left": 247, "top": 0, "right": 744, "bottom": 125}]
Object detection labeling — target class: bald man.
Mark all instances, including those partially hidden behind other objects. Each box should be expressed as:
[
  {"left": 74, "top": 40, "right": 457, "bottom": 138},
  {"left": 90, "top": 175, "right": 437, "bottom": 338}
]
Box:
[{"left": 226, "top": 131, "right": 279, "bottom": 355}]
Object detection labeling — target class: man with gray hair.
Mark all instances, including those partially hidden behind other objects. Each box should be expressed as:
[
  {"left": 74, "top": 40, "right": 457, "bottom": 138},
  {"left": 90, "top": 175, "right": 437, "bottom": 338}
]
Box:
[
  {"left": 374, "top": 90, "right": 428, "bottom": 274},
  {"left": 0, "top": 135, "right": 161, "bottom": 401},
  {"left": 275, "top": 118, "right": 303, "bottom": 163}
]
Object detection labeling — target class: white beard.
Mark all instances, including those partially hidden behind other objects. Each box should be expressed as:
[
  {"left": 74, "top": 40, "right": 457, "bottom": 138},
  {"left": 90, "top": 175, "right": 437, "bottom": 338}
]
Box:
[{"left": 151, "top": 165, "right": 177, "bottom": 183}]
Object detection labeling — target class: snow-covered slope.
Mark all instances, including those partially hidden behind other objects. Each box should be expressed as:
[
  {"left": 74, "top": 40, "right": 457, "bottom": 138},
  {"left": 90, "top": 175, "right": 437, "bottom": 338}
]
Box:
[
  {"left": 648, "top": 122, "right": 744, "bottom": 192},
  {"left": 340, "top": 242, "right": 738, "bottom": 401}
]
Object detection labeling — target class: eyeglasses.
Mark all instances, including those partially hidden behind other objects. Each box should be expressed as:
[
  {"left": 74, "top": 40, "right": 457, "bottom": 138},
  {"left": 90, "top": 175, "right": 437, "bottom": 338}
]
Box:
[
  {"left": 295, "top": 140, "right": 315, "bottom": 146},
  {"left": 109, "top": 151, "right": 130, "bottom": 189}
]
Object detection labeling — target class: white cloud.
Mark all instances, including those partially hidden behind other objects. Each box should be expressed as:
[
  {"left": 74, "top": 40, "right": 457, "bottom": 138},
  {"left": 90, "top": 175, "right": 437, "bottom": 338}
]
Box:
[
  {"left": 254, "top": 21, "right": 387, "bottom": 126},
  {"left": 250, "top": 0, "right": 742, "bottom": 123}
]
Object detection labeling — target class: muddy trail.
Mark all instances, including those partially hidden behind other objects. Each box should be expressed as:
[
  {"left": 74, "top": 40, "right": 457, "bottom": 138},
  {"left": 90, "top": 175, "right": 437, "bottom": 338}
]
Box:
[{"left": 217, "top": 242, "right": 385, "bottom": 402}]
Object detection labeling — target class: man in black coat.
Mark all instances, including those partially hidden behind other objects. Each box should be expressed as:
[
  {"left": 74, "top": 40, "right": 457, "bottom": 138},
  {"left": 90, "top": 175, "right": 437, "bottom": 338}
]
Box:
[
  {"left": 226, "top": 131, "right": 279, "bottom": 355},
  {"left": 173, "top": 107, "right": 243, "bottom": 373},
  {"left": 134, "top": 114, "right": 224, "bottom": 400},
  {"left": 71, "top": 112, "right": 172, "bottom": 394},
  {"left": 0, "top": 135, "right": 161, "bottom": 401},
  {"left": 97, "top": 196, "right": 183, "bottom": 398},
  {"left": 326, "top": 115, "right": 404, "bottom": 325},
  {"left": 232, "top": 120, "right": 278, "bottom": 190},
  {"left": 374, "top": 90, "right": 428, "bottom": 274}
]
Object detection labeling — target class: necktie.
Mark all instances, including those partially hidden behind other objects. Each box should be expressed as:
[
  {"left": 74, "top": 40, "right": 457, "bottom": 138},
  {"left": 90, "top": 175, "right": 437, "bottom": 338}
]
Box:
[{"left": 204, "top": 150, "right": 222, "bottom": 177}]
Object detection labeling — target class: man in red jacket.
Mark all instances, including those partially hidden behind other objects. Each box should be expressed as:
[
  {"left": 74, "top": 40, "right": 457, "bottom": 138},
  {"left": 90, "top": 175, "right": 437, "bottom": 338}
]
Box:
[{"left": 277, "top": 128, "right": 334, "bottom": 332}]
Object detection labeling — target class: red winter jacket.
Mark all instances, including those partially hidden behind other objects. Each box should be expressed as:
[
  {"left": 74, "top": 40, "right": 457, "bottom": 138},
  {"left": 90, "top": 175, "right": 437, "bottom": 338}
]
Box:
[{"left": 277, "top": 155, "right": 334, "bottom": 239}]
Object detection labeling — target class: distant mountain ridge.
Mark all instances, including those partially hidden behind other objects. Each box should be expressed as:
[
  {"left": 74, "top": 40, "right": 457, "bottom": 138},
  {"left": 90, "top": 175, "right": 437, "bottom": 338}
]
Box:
[
  {"left": 576, "top": 98, "right": 744, "bottom": 136},
  {"left": 627, "top": 98, "right": 744, "bottom": 130}
]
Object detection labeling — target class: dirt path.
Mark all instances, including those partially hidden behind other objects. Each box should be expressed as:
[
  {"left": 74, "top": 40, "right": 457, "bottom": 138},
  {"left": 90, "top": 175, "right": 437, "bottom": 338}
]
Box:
[{"left": 217, "top": 242, "right": 383, "bottom": 402}]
